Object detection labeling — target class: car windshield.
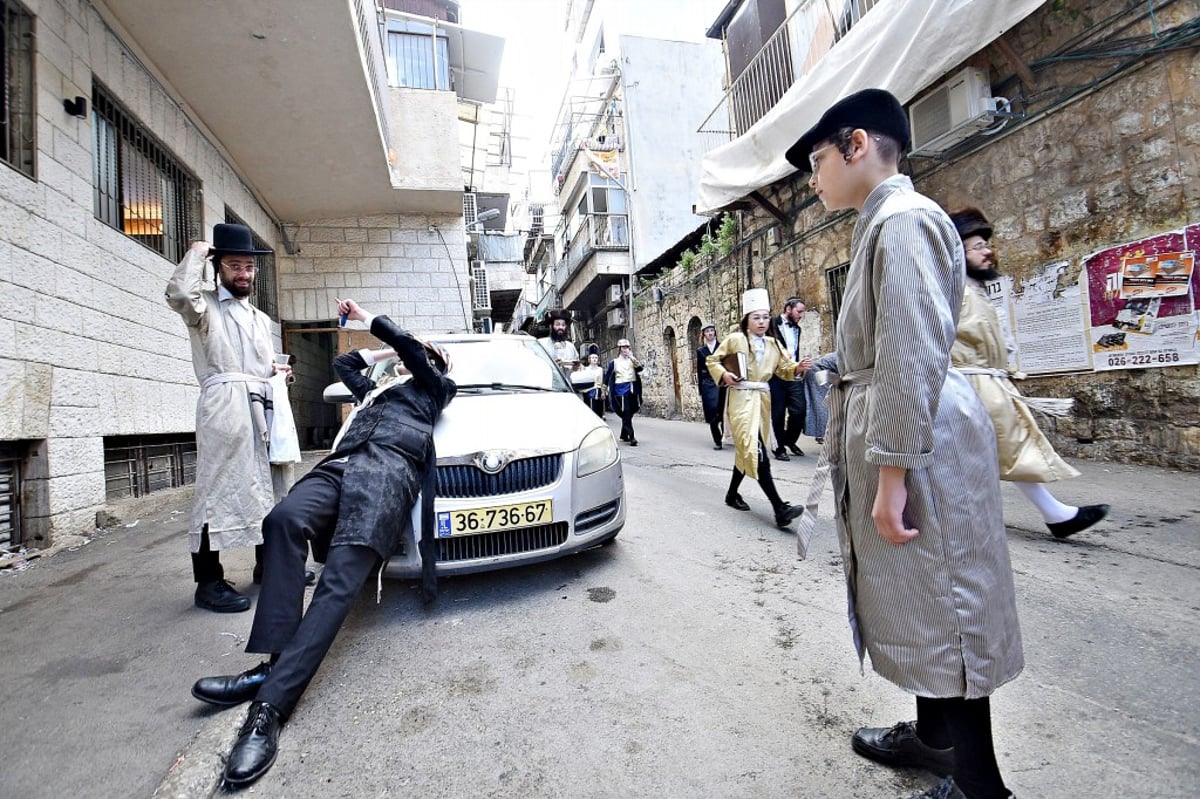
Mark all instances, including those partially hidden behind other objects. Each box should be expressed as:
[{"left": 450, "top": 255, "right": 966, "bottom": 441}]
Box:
[{"left": 368, "top": 337, "right": 572, "bottom": 392}]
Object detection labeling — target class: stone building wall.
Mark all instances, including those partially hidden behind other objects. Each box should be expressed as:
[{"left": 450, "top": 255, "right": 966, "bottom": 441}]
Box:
[{"left": 634, "top": 0, "right": 1200, "bottom": 469}]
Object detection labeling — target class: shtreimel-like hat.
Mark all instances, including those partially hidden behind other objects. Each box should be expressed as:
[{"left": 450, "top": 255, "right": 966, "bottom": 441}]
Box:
[
  {"left": 784, "top": 88, "right": 911, "bottom": 173},
  {"left": 948, "top": 207, "right": 993, "bottom": 241},
  {"left": 617, "top": 338, "right": 631, "bottom": 348},
  {"left": 210, "top": 223, "right": 272, "bottom": 256},
  {"left": 742, "top": 288, "right": 770, "bottom": 316},
  {"left": 547, "top": 308, "right": 572, "bottom": 324}
]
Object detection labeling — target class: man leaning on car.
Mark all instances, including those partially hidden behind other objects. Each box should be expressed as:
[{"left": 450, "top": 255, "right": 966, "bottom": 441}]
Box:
[{"left": 189, "top": 298, "right": 455, "bottom": 789}]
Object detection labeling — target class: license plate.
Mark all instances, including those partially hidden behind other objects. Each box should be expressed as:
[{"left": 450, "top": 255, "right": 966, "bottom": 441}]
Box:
[{"left": 436, "top": 500, "right": 553, "bottom": 538}]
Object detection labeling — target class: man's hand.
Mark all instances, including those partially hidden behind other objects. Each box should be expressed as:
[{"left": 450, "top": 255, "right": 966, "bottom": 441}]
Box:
[
  {"left": 336, "top": 298, "right": 369, "bottom": 323},
  {"left": 872, "top": 465, "right": 919, "bottom": 546},
  {"left": 721, "top": 372, "right": 742, "bottom": 387},
  {"left": 191, "top": 240, "right": 212, "bottom": 256}
]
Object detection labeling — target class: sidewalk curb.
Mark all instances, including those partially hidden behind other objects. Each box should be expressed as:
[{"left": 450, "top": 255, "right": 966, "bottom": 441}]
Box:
[{"left": 153, "top": 706, "right": 247, "bottom": 799}]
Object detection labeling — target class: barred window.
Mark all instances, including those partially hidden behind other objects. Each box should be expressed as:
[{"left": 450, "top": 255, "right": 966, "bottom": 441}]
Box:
[
  {"left": 92, "top": 84, "right": 201, "bottom": 262},
  {"left": 0, "top": 443, "right": 24, "bottom": 551},
  {"left": 386, "top": 18, "right": 450, "bottom": 91},
  {"left": 103, "top": 434, "right": 196, "bottom": 501},
  {"left": 224, "top": 208, "right": 278, "bottom": 319},
  {"left": 826, "top": 262, "right": 850, "bottom": 333},
  {"left": 1, "top": 0, "right": 36, "bottom": 178}
]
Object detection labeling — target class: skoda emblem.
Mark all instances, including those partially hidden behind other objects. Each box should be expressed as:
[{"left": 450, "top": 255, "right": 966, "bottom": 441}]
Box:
[{"left": 477, "top": 451, "right": 507, "bottom": 474}]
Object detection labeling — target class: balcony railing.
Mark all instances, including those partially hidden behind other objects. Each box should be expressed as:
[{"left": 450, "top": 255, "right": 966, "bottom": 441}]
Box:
[
  {"left": 556, "top": 213, "right": 630, "bottom": 288},
  {"left": 350, "top": 0, "right": 394, "bottom": 156},
  {"left": 698, "top": 0, "right": 882, "bottom": 151}
]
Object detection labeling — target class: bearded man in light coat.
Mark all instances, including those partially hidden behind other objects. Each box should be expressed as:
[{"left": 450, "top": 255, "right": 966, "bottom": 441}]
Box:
[
  {"left": 788, "top": 90, "right": 1023, "bottom": 799},
  {"left": 166, "top": 224, "right": 293, "bottom": 613}
]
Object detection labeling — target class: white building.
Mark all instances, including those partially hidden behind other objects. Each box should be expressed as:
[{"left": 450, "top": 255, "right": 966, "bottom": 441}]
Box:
[{"left": 0, "top": 0, "right": 500, "bottom": 552}]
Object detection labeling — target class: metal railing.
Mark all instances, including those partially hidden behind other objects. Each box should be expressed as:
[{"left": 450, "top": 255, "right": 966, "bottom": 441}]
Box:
[
  {"left": 351, "top": 0, "right": 395, "bottom": 156},
  {"left": 556, "top": 213, "right": 629, "bottom": 289},
  {"left": 698, "top": 0, "right": 882, "bottom": 150}
]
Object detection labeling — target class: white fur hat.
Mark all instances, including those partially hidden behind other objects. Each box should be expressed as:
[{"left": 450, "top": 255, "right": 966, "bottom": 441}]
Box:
[{"left": 742, "top": 288, "right": 770, "bottom": 316}]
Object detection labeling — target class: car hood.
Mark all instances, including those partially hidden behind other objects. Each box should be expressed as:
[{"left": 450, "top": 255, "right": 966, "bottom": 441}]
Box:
[{"left": 434, "top": 391, "right": 604, "bottom": 456}]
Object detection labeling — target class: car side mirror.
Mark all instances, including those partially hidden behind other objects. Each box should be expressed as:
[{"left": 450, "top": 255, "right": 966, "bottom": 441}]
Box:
[{"left": 323, "top": 381, "right": 354, "bottom": 404}]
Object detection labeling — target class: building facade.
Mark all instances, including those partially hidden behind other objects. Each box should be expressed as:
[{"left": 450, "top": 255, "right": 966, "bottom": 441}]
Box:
[
  {"left": 0, "top": 0, "right": 500, "bottom": 553},
  {"left": 634, "top": 0, "right": 1200, "bottom": 469}
]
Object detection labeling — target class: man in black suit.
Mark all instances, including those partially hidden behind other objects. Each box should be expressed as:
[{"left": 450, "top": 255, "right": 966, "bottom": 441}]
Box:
[
  {"left": 695, "top": 322, "right": 725, "bottom": 449},
  {"left": 188, "top": 299, "right": 454, "bottom": 789},
  {"left": 769, "top": 297, "right": 812, "bottom": 459}
]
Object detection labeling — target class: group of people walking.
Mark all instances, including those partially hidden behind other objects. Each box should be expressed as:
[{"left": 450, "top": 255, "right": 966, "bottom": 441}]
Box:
[{"left": 167, "top": 88, "right": 1110, "bottom": 797}]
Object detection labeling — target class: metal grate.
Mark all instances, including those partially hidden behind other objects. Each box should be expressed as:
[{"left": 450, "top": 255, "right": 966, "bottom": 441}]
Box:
[
  {"left": 1, "top": 0, "right": 35, "bottom": 178},
  {"left": 0, "top": 447, "right": 22, "bottom": 550},
  {"left": 92, "top": 83, "right": 201, "bottom": 262},
  {"left": 437, "top": 521, "right": 568, "bottom": 562},
  {"left": 463, "top": 192, "right": 477, "bottom": 227},
  {"left": 436, "top": 454, "right": 563, "bottom": 499},
  {"left": 224, "top": 208, "right": 278, "bottom": 320},
  {"left": 826, "top": 262, "right": 850, "bottom": 334},
  {"left": 471, "top": 261, "right": 490, "bottom": 310},
  {"left": 103, "top": 435, "right": 197, "bottom": 500}
]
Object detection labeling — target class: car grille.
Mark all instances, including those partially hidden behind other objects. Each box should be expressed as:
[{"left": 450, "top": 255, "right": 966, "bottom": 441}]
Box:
[
  {"left": 436, "top": 454, "right": 563, "bottom": 499},
  {"left": 574, "top": 499, "right": 620, "bottom": 533},
  {"left": 437, "top": 522, "right": 569, "bottom": 562}
]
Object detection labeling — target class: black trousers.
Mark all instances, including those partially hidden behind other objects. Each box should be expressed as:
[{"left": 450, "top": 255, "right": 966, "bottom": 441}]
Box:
[
  {"left": 769, "top": 377, "right": 806, "bottom": 449},
  {"left": 727, "top": 441, "right": 785, "bottom": 512},
  {"left": 246, "top": 460, "right": 383, "bottom": 717}
]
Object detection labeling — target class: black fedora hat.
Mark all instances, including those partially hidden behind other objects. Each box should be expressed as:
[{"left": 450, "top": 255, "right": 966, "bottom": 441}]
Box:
[
  {"left": 211, "top": 223, "right": 272, "bottom": 255},
  {"left": 948, "top": 207, "right": 993, "bottom": 241},
  {"left": 785, "top": 88, "right": 911, "bottom": 173}
]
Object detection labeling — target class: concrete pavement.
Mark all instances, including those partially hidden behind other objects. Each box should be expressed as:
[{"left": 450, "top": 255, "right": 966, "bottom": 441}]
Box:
[{"left": 0, "top": 419, "right": 1196, "bottom": 798}]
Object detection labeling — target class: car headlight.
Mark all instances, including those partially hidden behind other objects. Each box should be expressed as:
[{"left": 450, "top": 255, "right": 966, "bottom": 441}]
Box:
[{"left": 576, "top": 426, "right": 618, "bottom": 477}]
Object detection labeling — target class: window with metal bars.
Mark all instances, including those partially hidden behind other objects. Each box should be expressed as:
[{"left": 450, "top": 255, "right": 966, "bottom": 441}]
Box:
[
  {"left": 0, "top": 444, "right": 24, "bottom": 551},
  {"left": 825, "top": 262, "right": 850, "bottom": 333},
  {"left": 1, "top": 0, "right": 36, "bottom": 179},
  {"left": 385, "top": 19, "right": 450, "bottom": 91},
  {"left": 224, "top": 208, "right": 278, "bottom": 320},
  {"left": 102, "top": 434, "right": 197, "bottom": 501},
  {"left": 91, "top": 83, "right": 201, "bottom": 262}
]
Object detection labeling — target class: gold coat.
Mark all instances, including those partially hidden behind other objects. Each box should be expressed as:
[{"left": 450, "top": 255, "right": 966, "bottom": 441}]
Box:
[
  {"left": 951, "top": 281, "right": 1079, "bottom": 483},
  {"left": 707, "top": 332, "right": 798, "bottom": 479}
]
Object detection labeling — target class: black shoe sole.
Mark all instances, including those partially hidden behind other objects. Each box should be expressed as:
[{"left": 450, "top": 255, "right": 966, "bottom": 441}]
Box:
[{"left": 194, "top": 600, "right": 251, "bottom": 613}]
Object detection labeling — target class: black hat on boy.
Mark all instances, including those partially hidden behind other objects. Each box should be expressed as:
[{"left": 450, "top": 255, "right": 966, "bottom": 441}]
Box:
[{"left": 785, "top": 88, "right": 911, "bottom": 173}]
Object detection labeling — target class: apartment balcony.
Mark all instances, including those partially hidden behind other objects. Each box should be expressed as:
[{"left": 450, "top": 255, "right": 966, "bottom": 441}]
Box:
[
  {"left": 556, "top": 214, "right": 630, "bottom": 309},
  {"left": 698, "top": 0, "right": 881, "bottom": 152}
]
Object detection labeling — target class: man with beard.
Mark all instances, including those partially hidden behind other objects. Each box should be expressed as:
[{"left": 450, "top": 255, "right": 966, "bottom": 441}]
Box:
[
  {"left": 166, "top": 224, "right": 298, "bottom": 613},
  {"left": 540, "top": 308, "right": 579, "bottom": 371},
  {"left": 949, "top": 207, "right": 1109, "bottom": 538}
]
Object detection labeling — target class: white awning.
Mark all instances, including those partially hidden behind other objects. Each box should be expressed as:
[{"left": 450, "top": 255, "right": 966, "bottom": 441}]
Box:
[{"left": 695, "top": 0, "right": 1047, "bottom": 214}]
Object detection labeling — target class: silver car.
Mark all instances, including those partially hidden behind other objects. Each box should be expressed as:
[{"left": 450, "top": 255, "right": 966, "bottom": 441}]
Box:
[{"left": 324, "top": 333, "right": 625, "bottom": 578}]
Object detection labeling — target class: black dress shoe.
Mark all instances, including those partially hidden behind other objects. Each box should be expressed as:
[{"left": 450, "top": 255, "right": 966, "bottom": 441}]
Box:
[
  {"left": 194, "top": 579, "right": 250, "bottom": 613},
  {"left": 224, "top": 701, "right": 284, "bottom": 788},
  {"left": 629, "top": 438, "right": 638, "bottom": 446},
  {"left": 852, "top": 720, "right": 954, "bottom": 776},
  {"left": 1047, "top": 503, "right": 1110, "bottom": 539},
  {"left": 787, "top": 444, "right": 805, "bottom": 456},
  {"left": 725, "top": 493, "right": 750, "bottom": 511},
  {"left": 252, "top": 564, "right": 317, "bottom": 586},
  {"left": 772, "top": 447, "right": 790, "bottom": 461},
  {"left": 908, "top": 778, "right": 973, "bottom": 799},
  {"left": 774, "top": 503, "right": 805, "bottom": 528},
  {"left": 192, "top": 661, "right": 272, "bottom": 707},
  {"left": 712, "top": 442, "right": 723, "bottom": 450},
  {"left": 619, "top": 431, "right": 629, "bottom": 441}
]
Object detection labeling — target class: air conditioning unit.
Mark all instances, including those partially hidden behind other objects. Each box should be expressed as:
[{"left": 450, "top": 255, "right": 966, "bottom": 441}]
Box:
[
  {"left": 470, "top": 260, "right": 490, "bottom": 312},
  {"left": 606, "top": 307, "right": 626, "bottom": 328},
  {"left": 606, "top": 284, "right": 623, "bottom": 305},
  {"left": 463, "top": 193, "right": 478, "bottom": 228},
  {"left": 908, "top": 67, "right": 997, "bottom": 153}
]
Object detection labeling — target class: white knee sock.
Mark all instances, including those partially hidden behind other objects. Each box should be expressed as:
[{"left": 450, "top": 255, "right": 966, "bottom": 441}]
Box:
[{"left": 1015, "top": 481, "right": 1076, "bottom": 524}]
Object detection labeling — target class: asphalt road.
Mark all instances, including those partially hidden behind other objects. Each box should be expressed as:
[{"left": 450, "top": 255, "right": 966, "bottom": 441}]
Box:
[{"left": 1, "top": 416, "right": 1197, "bottom": 798}]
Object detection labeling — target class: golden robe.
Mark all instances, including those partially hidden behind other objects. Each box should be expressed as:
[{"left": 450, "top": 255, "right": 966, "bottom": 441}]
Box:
[
  {"left": 706, "top": 332, "right": 798, "bottom": 479},
  {"left": 951, "top": 280, "right": 1079, "bottom": 483}
]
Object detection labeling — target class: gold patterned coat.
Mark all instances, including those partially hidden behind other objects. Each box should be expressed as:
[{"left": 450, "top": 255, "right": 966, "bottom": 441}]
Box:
[
  {"left": 707, "top": 332, "right": 798, "bottom": 479},
  {"left": 951, "top": 281, "right": 1079, "bottom": 483}
]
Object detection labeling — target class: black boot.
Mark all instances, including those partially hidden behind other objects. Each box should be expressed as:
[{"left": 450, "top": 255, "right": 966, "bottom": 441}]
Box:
[
  {"left": 224, "top": 701, "right": 284, "bottom": 787},
  {"left": 192, "top": 661, "right": 272, "bottom": 707},
  {"left": 194, "top": 579, "right": 250, "bottom": 613}
]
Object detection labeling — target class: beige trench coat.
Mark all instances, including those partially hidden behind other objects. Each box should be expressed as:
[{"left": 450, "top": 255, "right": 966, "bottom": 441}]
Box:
[
  {"left": 707, "top": 332, "right": 798, "bottom": 479},
  {"left": 832, "top": 176, "right": 1023, "bottom": 699},
  {"left": 166, "top": 250, "right": 283, "bottom": 552},
  {"left": 951, "top": 281, "right": 1080, "bottom": 482}
]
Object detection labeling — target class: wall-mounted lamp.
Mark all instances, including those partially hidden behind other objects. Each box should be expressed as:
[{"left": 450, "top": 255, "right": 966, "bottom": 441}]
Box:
[
  {"left": 63, "top": 96, "right": 88, "bottom": 118},
  {"left": 467, "top": 207, "right": 501, "bottom": 232}
]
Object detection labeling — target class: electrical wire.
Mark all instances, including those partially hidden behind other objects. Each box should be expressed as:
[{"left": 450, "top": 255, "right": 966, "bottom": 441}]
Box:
[{"left": 432, "top": 226, "right": 473, "bottom": 332}]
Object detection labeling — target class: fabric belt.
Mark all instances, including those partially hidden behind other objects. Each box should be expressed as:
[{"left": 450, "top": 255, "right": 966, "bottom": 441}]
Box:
[
  {"left": 795, "top": 367, "right": 874, "bottom": 559},
  {"left": 955, "top": 365, "right": 1074, "bottom": 418},
  {"left": 201, "top": 372, "right": 273, "bottom": 446}
]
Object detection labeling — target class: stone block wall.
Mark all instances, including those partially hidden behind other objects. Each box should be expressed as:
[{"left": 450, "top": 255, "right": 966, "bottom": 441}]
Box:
[{"left": 635, "top": 0, "right": 1200, "bottom": 468}]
